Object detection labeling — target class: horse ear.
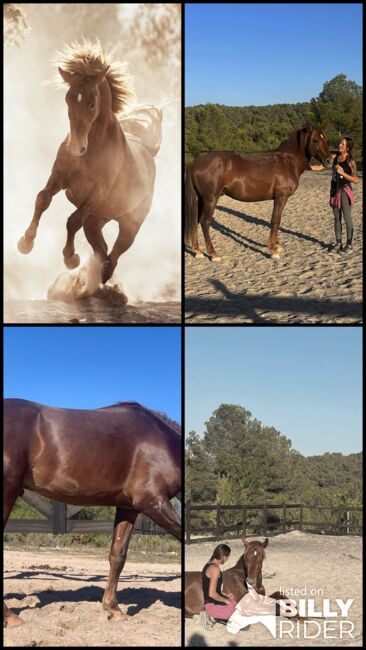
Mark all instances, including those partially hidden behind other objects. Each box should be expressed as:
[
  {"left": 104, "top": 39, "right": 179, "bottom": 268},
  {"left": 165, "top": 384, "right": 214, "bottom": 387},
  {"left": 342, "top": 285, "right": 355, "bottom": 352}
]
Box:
[
  {"left": 58, "top": 67, "right": 74, "bottom": 85},
  {"left": 263, "top": 537, "right": 269, "bottom": 548},
  {"left": 91, "top": 66, "right": 110, "bottom": 86}
]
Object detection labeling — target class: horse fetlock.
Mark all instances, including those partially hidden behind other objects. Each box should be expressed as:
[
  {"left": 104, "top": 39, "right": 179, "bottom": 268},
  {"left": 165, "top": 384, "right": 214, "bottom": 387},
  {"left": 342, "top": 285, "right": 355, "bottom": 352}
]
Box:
[{"left": 17, "top": 235, "right": 34, "bottom": 255}]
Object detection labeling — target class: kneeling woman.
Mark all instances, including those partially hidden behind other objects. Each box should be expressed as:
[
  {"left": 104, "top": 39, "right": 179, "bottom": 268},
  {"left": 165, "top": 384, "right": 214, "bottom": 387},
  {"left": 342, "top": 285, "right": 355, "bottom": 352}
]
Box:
[{"left": 202, "top": 544, "right": 237, "bottom": 620}]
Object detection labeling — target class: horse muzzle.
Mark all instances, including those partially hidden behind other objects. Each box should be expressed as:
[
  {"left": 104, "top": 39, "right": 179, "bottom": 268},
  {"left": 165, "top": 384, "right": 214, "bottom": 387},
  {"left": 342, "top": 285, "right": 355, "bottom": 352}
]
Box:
[{"left": 66, "top": 133, "right": 88, "bottom": 157}]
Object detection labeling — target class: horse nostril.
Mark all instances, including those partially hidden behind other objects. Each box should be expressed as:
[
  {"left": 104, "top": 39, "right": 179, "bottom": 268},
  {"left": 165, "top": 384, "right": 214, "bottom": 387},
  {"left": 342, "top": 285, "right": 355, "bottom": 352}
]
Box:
[{"left": 80, "top": 146, "right": 86, "bottom": 155}]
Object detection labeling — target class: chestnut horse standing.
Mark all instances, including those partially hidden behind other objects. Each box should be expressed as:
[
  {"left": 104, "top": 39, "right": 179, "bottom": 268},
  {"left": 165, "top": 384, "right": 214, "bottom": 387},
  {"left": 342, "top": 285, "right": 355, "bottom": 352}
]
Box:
[
  {"left": 4, "top": 399, "right": 181, "bottom": 627},
  {"left": 185, "top": 124, "right": 332, "bottom": 260},
  {"left": 17, "top": 41, "right": 162, "bottom": 284},
  {"left": 185, "top": 538, "right": 267, "bottom": 617}
]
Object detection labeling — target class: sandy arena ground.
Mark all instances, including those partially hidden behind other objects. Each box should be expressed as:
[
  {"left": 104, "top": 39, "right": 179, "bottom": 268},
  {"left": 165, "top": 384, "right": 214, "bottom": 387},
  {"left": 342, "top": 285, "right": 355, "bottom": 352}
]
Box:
[
  {"left": 185, "top": 170, "right": 363, "bottom": 324},
  {"left": 4, "top": 547, "right": 181, "bottom": 647},
  {"left": 184, "top": 531, "right": 362, "bottom": 647}
]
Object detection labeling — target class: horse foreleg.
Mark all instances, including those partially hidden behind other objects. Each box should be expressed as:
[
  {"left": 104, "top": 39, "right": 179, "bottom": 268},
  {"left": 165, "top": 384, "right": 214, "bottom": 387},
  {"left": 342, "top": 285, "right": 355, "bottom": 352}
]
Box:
[
  {"left": 18, "top": 173, "right": 62, "bottom": 254},
  {"left": 268, "top": 195, "right": 288, "bottom": 258},
  {"left": 83, "top": 215, "right": 108, "bottom": 262},
  {"left": 101, "top": 222, "right": 137, "bottom": 283},
  {"left": 63, "top": 190, "right": 104, "bottom": 269},
  {"left": 201, "top": 198, "right": 220, "bottom": 260},
  {"left": 102, "top": 507, "right": 138, "bottom": 621},
  {"left": 4, "top": 481, "right": 24, "bottom": 628}
]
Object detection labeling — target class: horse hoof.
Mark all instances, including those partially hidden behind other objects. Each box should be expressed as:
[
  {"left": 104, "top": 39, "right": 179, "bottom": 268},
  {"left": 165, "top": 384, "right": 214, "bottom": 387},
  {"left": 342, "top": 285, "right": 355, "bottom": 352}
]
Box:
[
  {"left": 211, "top": 255, "right": 222, "bottom": 262},
  {"left": 64, "top": 253, "right": 80, "bottom": 269},
  {"left": 194, "top": 250, "right": 204, "bottom": 259},
  {"left": 272, "top": 253, "right": 281, "bottom": 260},
  {"left": 107, "top": 609, "right": 129, "bottom": 622},
  {"left": 102, "top": 260, "right": 114, "bottom": 284},
  {"left": 17, "top": 236, "right": 34, "bottom": 254},
  {"left": 277, "top": 245, "right": 284, "bottom": 254}
]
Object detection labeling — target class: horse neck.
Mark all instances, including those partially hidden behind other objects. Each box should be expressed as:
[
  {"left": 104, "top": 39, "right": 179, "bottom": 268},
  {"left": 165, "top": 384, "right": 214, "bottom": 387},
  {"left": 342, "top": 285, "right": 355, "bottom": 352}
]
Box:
[
  {"left": 233, "top": 554, "right": 247, "bottom": 578},
  {"left": 92, "top": 79, "right": 116, "bottom": 137},
  {"left": 277, "top": 131, "right": 309, "bottom": 173}
]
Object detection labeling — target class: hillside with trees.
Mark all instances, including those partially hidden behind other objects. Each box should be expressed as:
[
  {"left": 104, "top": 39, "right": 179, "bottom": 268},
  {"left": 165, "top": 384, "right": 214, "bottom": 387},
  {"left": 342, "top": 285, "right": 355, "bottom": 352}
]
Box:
[
  {"left": 185, "top": 74, "right": 363, "bottom": 165},
  {"left": 185, "top": 403, "right": 362, "bottom": 509}
]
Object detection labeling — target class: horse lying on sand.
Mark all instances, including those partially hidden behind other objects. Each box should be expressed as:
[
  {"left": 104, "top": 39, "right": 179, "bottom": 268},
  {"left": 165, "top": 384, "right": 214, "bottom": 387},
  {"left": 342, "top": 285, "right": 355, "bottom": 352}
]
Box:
[{"left": 4, "top": 399, "right": 181, "bottom": 627}]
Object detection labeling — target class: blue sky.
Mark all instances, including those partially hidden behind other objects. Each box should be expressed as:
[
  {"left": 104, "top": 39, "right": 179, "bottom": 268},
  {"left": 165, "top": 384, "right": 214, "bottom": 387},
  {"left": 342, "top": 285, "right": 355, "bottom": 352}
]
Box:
[
  {"left": 185, "top": 3, "right": 362, "bottom": 106},
  {"left": 185, "top": 327, "right": 362, "bottom": 456},
  {"left": 4, "top": 327, "right": 181, "bottom": 423}
]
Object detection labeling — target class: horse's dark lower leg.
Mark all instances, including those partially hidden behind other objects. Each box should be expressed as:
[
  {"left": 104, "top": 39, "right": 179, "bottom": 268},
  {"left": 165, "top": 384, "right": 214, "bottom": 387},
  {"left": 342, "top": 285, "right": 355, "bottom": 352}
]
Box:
[
  {"left": 4, "top": 482, "right": 24, "bottom": 628},
  {"left": 102, "top": 226, "right": 136, "bottom": 283},
  {"left": 191, "top": 195, "right": 204, "bottom": 257},
  {"left": 201, "top": 198, "right": 219, "bottom": 259},
  {"left": 268, "top": 195, "right": 288, "bottom": 258},
  {"left": 102, "top": 507, "right": 138, "bottom": 620},
  {"left": 18, "top": 175, "right": 61, "bottom": 254},
  {"left": 83, "top": 216, "right": 108, "bottom": 262},
  {"left": 140, "top": 497, "right": 181, "bottom": 541}
]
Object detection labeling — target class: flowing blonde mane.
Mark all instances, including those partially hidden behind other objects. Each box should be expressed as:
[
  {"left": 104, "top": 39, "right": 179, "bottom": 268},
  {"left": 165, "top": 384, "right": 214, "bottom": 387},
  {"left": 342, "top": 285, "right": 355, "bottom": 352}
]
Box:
[{"left": 54, "top": 39, "right": 135, "bottom": 114}]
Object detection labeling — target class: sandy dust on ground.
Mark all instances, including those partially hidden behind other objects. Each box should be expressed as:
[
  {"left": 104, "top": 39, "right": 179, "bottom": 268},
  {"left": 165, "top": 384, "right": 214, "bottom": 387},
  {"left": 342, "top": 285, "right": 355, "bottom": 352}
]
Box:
[
  {"left": 185, "top": 170, "right": 363, "bottom": 324},
  {"left": 4, "top": 547, "right": 181, "bottom": 647},
  {"left": 184, "top": 531, "right": 362, "bottom": 647}
]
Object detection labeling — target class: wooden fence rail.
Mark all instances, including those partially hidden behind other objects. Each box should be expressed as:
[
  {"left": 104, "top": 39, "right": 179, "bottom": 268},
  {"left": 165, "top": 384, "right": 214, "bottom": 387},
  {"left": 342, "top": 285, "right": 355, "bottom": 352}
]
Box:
[
  {"left": 4, "top": 492, "right": 170, "bottom": 536},
  {"left": 185, "top": 502, "right": 363, "bottom": 544}
]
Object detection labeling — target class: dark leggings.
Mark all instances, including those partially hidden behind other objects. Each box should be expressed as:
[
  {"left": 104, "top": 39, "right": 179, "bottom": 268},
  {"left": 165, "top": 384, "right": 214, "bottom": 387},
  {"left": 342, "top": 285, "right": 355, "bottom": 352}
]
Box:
[{"left": 333, "top": 191, "right": 353, "bottom": 243}]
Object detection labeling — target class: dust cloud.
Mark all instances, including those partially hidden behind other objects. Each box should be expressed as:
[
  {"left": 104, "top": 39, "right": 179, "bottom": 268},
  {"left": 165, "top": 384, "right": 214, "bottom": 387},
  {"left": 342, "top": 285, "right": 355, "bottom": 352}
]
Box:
[{"left": 4, "top": 4, "right": 181, "bottom": 308}]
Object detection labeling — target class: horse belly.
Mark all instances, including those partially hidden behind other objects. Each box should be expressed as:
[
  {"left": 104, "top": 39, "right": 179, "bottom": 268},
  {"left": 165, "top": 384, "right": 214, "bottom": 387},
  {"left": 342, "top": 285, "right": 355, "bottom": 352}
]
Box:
[{"left": 225, "top": 176, "right": 274, "bottom": 202}]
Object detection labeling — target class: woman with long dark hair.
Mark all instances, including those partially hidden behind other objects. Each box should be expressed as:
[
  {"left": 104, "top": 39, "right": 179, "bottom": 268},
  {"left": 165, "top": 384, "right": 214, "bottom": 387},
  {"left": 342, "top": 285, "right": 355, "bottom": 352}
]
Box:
[
  {"left": 201, "top": 543, "right": 237, "bottom": 622},
  {"left": 312, "top": 137, "right": 359, "bottom": 253}
]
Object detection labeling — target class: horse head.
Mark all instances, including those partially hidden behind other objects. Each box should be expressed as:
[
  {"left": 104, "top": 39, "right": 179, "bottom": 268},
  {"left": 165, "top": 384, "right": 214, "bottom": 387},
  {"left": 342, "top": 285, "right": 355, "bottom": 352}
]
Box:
[
  {"left": 300, "top": 123, "right": 332, "bottom": 168},
  {"left": 59, "top": 66, "right": 110, "bottom": 156},
  {"left": 242, "top": 537, "right": 268, "bottom": 588}
]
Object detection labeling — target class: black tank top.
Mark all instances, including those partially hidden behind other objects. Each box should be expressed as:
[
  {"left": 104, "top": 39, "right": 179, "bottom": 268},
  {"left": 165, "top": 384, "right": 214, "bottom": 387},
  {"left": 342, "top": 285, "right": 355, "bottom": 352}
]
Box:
[
  {"left": 202, "top": 562, "right": 224, "bottom": 605},
  {"left": 332, "top": 155, "right": 353, "bottom": 189}
]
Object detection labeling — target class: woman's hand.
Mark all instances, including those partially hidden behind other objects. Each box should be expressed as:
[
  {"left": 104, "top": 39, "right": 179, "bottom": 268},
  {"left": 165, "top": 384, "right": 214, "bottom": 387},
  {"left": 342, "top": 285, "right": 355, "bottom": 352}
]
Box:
[{"left": 336, "top": 165, "right": 344, "bottom": 174}]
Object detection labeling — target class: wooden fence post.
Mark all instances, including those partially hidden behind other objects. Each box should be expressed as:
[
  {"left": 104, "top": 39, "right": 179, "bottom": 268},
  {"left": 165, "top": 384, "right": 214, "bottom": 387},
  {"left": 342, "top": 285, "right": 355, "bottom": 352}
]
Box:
[
  {"left": 242, "top": 507, "right": 247, "bottom": 538},
  {"left": 216, "top": 504, "right": 221, "bottom": 540},
  {"left": 262, "top": 505, "right": 268, "bottom": 536},
  {"left": 299, "top": 505, "right": 304, "bottom": 531},
  {"left": 282, "top": 505, "right": 287, "bottom": 534},
  {"left": 186, "top": 501, "right": 191, "bottom": 544},
  {"left": 52, "top": 501, "right": 67, "bottom": 534}
]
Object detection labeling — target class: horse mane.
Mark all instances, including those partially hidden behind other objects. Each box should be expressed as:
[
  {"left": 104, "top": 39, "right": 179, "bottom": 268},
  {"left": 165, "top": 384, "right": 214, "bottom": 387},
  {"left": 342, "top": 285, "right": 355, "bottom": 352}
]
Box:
[
  {"left": 98, "top": 401, "right": 181, "bottom": 435},
  {"left": 54, "top": 39, "right": 135, "bottom": 114}
]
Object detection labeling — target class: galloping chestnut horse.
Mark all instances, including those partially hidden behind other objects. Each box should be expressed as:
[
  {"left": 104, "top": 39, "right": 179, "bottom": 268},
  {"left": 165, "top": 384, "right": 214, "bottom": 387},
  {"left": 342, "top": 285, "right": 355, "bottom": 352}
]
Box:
[
  {"left": 17, "top": 40, "right": 162, "bottom": 284},
  {"left": 4, "top": 399, "right": 181, "bottom": 627},
  {"left": 185, "top": 124, "right": 332, "bottom": 260},
  {"left": 185, "top": 538, "right": 267, "bottom": 617}
]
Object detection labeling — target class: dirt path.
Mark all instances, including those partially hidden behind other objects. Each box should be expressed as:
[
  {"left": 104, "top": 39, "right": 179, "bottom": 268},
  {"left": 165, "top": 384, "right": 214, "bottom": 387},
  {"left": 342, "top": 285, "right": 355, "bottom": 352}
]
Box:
[
  {"left": 4, "top": 547, "right": 181, "bottom": 647},
  {"left": 185, "top": 171, "right": 363, "bottom": 323},
  {"left": 184, "top": 531, "right": 362, "bottom": 646}
]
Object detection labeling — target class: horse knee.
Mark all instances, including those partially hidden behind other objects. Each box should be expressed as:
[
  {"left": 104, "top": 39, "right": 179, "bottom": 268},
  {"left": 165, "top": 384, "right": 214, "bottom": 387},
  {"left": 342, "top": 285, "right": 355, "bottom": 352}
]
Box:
[{"left": 36, "top": 189, "right": 52, "bottom": 212}]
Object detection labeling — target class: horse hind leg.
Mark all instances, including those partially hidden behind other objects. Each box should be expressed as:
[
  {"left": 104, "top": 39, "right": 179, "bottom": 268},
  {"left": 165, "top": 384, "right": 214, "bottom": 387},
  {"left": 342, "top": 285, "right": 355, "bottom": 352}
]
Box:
[
  {"left": 201, "top": 197, "right": 221, "bottom": 260},
  {"left": 138, "top": 495, "right": 181, "bottom": 541},
  {"left": 102, "top": 507, "right": 138, "bottom": 620},
  {"left": 4, "top": 480, "right": 25, "bottom": 628}
]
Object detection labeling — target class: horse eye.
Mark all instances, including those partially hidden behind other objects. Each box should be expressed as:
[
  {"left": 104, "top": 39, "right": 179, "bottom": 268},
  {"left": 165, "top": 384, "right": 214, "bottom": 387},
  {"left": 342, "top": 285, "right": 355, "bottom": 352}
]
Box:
[
  {"left": 313, "top": 139, "right": 319, "bottom": 143},
  {"left": 90, "top": 103, "right": 95, "bottom": 109}
]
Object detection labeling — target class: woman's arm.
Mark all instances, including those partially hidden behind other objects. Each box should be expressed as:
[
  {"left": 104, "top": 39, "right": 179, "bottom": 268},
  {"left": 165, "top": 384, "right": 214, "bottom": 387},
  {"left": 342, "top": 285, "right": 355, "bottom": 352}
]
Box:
[
  {"left": 336, "top": 164, "right": 359, "bottom": 183},
  {"left": 309, "top": 164, "right": 324, "bottom": 171},
  {"left": 207, "top": 567, "right": 231, "bottom": 604}
]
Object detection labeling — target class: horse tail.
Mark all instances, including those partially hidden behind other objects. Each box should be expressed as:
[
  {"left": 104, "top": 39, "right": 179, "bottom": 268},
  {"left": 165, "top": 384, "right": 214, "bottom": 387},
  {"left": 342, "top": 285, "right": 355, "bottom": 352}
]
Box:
[{"left": 185, "top": 164, "right": 198, "bottom": 246}]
